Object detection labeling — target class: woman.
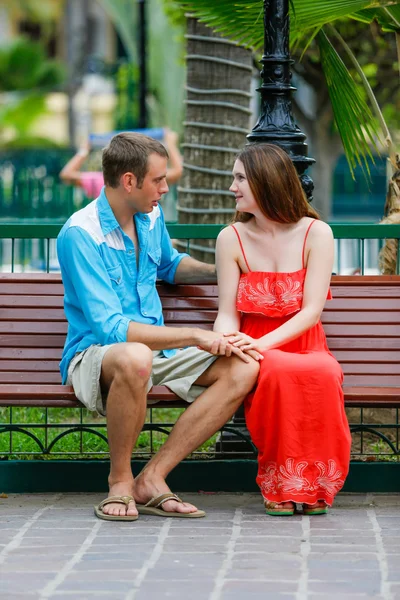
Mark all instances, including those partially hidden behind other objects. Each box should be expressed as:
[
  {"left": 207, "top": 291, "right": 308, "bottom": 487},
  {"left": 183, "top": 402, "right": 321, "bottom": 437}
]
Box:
[{"left": 214, "top": 144, "right": 351, "bottom": 516}]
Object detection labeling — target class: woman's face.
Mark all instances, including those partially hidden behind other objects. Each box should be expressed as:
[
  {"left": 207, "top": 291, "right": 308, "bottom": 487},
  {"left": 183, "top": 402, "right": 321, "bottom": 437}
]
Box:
[{"left": 230, "top": 159, "right": 258, "bottom": 214}]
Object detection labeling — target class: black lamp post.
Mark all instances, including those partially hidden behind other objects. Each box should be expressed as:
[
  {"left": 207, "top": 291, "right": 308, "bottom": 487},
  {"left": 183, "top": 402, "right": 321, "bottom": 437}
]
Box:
[{"left": 248, "top": 0, "right": 315, "bottom": 200}]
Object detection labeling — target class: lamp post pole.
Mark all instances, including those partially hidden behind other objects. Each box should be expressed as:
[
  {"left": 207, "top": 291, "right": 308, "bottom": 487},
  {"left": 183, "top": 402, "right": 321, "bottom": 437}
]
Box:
[
  {"left": 248, "top": 0, "right": 315, "bottom": 200},
  {"left": 222, "top": 0, "right": 315, "bottom": 456}
]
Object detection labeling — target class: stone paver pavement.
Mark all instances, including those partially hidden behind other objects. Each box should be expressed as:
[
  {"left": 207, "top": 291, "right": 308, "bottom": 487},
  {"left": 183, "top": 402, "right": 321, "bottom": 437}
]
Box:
[{"left": 0, "top": 492, "right": 399, "bottom": 599}]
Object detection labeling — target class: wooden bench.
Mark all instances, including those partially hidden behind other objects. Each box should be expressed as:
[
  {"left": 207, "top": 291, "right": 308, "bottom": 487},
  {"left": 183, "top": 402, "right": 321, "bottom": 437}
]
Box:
[{"left": 1, "top": 273, "right": 400, "bottom": 409}]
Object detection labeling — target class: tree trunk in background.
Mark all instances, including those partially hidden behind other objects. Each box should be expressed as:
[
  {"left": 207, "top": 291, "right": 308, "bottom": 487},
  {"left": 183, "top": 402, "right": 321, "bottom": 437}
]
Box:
[
  {"left": 65, "top": 0, "right": 90, "bottom": 145},
  {"left": 177, "top": 18, "right": 253, "bottom": 262}
]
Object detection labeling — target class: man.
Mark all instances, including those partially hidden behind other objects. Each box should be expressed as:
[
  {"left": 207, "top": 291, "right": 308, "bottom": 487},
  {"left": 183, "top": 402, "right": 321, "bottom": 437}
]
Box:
[{"left": 57, "top": 132, "right": 260, "bottom": 521}]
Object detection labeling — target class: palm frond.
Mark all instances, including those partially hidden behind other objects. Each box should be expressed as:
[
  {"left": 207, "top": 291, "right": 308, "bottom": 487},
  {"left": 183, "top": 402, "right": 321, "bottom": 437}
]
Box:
[
  {"left": 173, "top": 0, "right": 265, "bottom": 49},
  {"left": 317, "top": 28, "right": 382, "bottom": 177},
  {"left": 96, "top": 0, "right": 139, "bottom": 62},
  {"left": 351, "top": 6, "right": 400, "bottom": 30},
  {"left": 173, "top": 0, "right": 400, "bottom": 50},
  {"left": 291, "top": 0, "right": 400, "bottom": 34}
]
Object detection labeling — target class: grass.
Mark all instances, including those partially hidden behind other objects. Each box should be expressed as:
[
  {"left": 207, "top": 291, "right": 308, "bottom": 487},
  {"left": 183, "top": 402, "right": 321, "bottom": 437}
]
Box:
[{"left": 2, "top": 406, "right": 399, "bottom": 462}]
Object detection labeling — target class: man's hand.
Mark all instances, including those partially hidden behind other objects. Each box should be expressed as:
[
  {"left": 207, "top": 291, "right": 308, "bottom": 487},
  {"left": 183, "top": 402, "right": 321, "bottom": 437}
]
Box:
[{"left": 197, "top": 330, "right": 263, "bottom": 363}]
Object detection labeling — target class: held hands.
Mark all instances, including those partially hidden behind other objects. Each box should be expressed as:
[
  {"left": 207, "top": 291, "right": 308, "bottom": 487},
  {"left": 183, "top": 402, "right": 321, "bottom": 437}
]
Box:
[
  {"left": 197, "top": 330, "right": 264, "bottom": 363},
  {"left": 223, "top": 331, "right": 265, "bottom": 355}
]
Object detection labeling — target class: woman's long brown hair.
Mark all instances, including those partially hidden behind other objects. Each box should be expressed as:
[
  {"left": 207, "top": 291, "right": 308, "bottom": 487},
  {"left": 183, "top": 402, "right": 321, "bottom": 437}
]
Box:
[{"left": 234, "top": 143, "right": 319, "bottom": 223}]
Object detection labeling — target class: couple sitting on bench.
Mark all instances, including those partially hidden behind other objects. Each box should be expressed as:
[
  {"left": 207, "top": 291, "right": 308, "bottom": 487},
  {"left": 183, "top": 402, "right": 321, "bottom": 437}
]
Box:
[{"left": 57, "top": 133, "right": 351, "bottom": 521}]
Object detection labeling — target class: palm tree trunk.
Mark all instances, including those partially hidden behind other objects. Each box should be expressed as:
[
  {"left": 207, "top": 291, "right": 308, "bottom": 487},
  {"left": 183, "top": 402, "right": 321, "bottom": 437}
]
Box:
[{"left": 177, "top": 18, "right": 253, "bottom": 262}]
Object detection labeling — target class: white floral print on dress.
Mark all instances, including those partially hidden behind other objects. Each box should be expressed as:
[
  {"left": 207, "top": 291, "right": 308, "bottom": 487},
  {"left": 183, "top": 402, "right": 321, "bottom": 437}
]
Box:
[
  {"left": 243, "top": 276, "right": 303, "bottom": 315},
  {"left": 258, "top": 458, "right": 345, "bottom": 499}
]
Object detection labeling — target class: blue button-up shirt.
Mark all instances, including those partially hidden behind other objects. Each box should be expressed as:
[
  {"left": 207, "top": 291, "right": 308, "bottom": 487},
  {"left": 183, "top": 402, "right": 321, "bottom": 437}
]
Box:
[{"left": 57, "top": 188, "right": 187, "bottom": 383}]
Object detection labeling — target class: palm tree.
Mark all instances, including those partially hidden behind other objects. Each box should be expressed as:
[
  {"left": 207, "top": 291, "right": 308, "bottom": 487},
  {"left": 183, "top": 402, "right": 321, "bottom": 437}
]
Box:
[{"left": 176, "top": 17, "right": 253, "bottom": 261}]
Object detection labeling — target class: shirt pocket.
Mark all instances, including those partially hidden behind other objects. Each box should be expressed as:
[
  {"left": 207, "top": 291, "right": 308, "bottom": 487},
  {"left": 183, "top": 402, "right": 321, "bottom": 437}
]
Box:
[
  {"left": 106, "top": 264, "right": 125, "bottom": 298},
  {"left": 145, "top": 248, "right": 161, "bottom": 283}
]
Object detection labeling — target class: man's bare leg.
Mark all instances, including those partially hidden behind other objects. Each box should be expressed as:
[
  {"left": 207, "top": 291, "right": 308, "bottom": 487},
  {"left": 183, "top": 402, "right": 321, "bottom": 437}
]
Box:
[
  {"left": 99, "top": 342, "right": 153, "bottom": 517},
  {"left": 133, "top": 356, "right": 259, "bottom": 514}
]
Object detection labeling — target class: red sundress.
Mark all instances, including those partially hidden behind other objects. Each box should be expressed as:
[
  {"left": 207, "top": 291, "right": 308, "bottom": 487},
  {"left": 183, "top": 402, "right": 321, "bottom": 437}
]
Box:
[{"left": 232, "top": 222, "right": 351, "bottom": 506}]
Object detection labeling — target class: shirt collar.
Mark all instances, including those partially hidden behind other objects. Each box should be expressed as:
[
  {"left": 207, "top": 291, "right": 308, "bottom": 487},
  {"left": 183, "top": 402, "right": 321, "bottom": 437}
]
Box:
[
  {"left": 97, "top": 187, "right": 121, "bottom": 236},
  {"left": 97, "top": 186, "right": 152, "bottom": 235}
]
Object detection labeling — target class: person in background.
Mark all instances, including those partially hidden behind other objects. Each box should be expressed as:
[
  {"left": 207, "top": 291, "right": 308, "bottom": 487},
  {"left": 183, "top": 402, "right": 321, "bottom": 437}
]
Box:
[
  {"left": 60, "top": 128, "right": 183, "bottom": 200},
  {"left": 214, "top": 143, "right": 352, "bottom": 517}
]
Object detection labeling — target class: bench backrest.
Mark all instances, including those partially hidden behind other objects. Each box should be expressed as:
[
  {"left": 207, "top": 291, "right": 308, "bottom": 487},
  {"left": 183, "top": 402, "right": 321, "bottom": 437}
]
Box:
[{"left": 1, "top": 274, "right": 399, "bottom": 391}]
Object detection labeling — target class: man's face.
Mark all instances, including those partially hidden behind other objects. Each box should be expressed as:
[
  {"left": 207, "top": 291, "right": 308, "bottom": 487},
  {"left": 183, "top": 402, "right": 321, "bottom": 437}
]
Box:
[{"left": 129, "top": 153, "right": 169, "bottom": 213}]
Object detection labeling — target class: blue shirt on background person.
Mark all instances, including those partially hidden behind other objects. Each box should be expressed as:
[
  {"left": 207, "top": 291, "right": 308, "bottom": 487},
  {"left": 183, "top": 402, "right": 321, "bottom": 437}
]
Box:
[{"left": 57, "top": 187, "right": 187, "bottom": 384}]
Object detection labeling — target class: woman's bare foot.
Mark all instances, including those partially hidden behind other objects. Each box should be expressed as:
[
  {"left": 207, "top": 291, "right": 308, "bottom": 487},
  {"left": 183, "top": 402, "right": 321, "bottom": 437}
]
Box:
[
  {"left": 133, "top": 472, "right": 198, "bottom": 514},
  {"left": 100, "top": 480, "right": 138, "bottom": 518}
]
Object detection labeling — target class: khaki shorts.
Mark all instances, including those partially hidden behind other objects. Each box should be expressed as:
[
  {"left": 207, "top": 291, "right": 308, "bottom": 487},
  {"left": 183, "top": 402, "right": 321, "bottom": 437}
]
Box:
[{"left": 67, "top": 344, "right": 218, "bottom": 416}]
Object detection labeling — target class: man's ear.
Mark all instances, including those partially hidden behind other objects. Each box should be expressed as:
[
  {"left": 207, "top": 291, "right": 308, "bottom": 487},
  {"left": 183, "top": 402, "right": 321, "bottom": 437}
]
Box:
[{"left": 122, "top": 172, "right": 137, "bottom": 191}]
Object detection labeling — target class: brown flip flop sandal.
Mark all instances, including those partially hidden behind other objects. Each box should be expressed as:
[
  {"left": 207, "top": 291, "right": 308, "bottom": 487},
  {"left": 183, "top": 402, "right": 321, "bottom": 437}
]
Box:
[
  {"left": 94, "top": 495, "right": 138, "bottom": 521},
  {"left": 136, "top": 493, "right": 206, "bottom": 518}
]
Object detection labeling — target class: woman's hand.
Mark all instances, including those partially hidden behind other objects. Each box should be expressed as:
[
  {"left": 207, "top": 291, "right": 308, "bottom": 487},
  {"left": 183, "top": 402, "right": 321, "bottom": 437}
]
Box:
[{"left": 223, "top": 331, "right": 265, "bottom": 354}]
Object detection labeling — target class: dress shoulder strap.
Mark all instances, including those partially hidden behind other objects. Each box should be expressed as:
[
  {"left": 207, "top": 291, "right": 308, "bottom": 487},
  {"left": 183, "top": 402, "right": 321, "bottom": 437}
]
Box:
[
  {"left": 302, "top": 219, "right": 316, "bottom": 269},
  {"left": 231, "top": 225, "right": 252, "bottom": 272}
]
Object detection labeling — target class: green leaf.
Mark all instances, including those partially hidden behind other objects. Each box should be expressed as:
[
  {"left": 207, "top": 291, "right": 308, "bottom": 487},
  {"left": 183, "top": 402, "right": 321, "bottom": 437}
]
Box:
[
  {"left": 352, "top": 6, "right": 400, "bottom": 30},
  {"left": 0, "top": 94, "right": 47, "bottom": 137},
  {"left": 0, "top": 38, "right": 64, "bottom": 92},
  {"left": 317, "top": 28, "right": 381, "bottom": 177},
  {"left": 96, "top": 0, "right": 139, "bottom": 62},
  {"left": 172, "top": 0, "right": 400, "bottom": 50}
]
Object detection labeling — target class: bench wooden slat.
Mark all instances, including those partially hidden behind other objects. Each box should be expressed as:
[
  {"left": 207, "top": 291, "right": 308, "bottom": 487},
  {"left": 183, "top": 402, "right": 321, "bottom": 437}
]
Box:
[
  {"left": 343, "top": 375, "right": 400, "bottom": 386},
  {"left": 321, "top": 312, "right": 400, "bottom": 324},
  {"left": 0, "top": 360, "right": 59, "bottom": 372},
  {"left": 3, "top": 295, "right": 400, "bottom": 312},
  {"left": 1, "top": 371, "right": 399, "bottom": 387},
  {"left": 1, "top": 322, "right": 399, "bottom": 337},
  {"left": 1, "top": 348, "right": 399, "bottom": 363},
  {"left": 325, "top": 298, "right": 400, "bottom": 310},
  {"left": 11, "top": 358, "right": 400, "bottom": 374},
  {"left": 323, "top": 324, "right": 400, "bottom": 337},
  {"left": 2, "top": 307, "right": 400, "bottom": 326},
  {"left": 0, "top": 384, "right": 181, "bottom": 404},
  {"left": 0, "top": 335, "right": 398, "bottom": 352},
  {"left": 0, "top": 283, "right": 64, "bottom": 295},
  {"left": 0, "top": 372, "right": 62, "bottom": 383},
  {"left": 0, "top": 322, "right": 68, "bottom": 334},
  {"left": 341, "top": 363, "right": 399, "bottom": 374},
  {"left": 327, "top": 338, "right": 400, "bottom": 350},
  {"left": 0, "top": 308, "right": 67, "bottom": 321},
  {"left": 332, "top": 350, "right": 400, "bottom": 363},
  {"left": 0, "top": 335, "right": 66, "bottom": 348},
  {"left": 0, "top": 295, "right": 65, "bottom": 308}
]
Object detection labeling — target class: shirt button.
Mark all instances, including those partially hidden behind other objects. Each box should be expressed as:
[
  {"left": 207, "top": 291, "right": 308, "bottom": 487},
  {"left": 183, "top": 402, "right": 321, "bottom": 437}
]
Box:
[{"left": 143, "top": 311, "right": 147, "bottom": 316}]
